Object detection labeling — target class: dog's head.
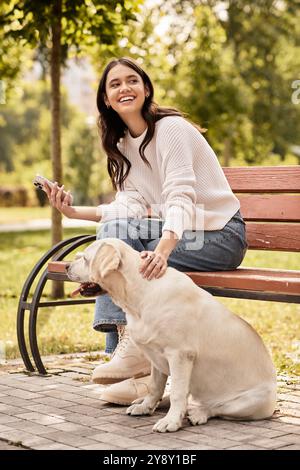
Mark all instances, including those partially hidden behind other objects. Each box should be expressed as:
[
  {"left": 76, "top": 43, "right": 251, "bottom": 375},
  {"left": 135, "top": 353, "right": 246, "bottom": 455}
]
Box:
[{"left": 67, "top": 239, "right": 122, "bottom": 287}]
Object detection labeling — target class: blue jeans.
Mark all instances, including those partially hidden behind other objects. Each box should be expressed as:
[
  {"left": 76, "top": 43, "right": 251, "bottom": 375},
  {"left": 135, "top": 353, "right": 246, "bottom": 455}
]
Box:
[{"left": 93, "top": 210, "right": 248, "bottom": 353}]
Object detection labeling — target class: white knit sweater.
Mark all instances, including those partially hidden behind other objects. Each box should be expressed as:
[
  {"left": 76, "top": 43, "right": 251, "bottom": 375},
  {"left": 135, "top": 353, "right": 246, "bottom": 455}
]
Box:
[{"left": 100, "top": 116, "right": 240, "bottom": 239}]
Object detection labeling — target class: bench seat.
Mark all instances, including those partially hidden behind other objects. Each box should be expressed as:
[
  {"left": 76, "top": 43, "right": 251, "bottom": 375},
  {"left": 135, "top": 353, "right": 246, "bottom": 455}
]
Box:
[{"left": 48, "top": 261, "right": 300, "bottom": 303}]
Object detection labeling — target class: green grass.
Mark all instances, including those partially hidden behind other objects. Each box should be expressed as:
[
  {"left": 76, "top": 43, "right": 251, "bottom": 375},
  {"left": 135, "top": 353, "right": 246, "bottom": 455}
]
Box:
[
  {"left": 0, "top": 227, "right": 299, "bottom": 377},
  {"left": 0, "top": 228, "right": 104, "bottom": 360}
]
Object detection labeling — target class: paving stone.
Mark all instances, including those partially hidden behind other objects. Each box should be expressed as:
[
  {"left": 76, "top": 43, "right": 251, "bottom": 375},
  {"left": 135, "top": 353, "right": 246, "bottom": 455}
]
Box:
[
  {"left": 40, "top": 430, "right": 101, "bottom": 447},
  {"left": 92, "top": 422, "right": 154, "bottom": 438},
  {"left": 181, "top": 444, "right": 219, "bottom": 450},
  {"left": 15, "top": 412, "right": 65, "bottom": 425},
  {"left": 80, "top": 443, "right": 123, "bottom": 450},
  {"left": 278, "top": 393, "right": 300, "bottom": 404},
  {"left": 106, "top": 413, "right": 159, "bottom": 427},
  {"left": 23, "top": 404, "right": 73, "bottom": 415},
  {"left": 7, "top": 420, "right": 55, "bottom": 435},
  {"left": 61, "top": 412, "right": 110, "bottom": 427},
  {"left": 272, "top": 424, "right": 300, "bottom": 435},
  {"left": 73, "top": 397, "right": 108, "bottom": 407},
  {"left": 61, "top": 404, "right": 109, "bottom": 417},
  {"left": 21, "top": 436, "right": 57, "bottom": 448},
  {"left": 2, "top": 389, "right": 43, "bottom": 400},
  {"left": 274, "top": 416, "right": 300, "bottom": 425},
  {"left": 226, "top": 444, "right": 266, "bottom": 450},
  {"left": 0, "top": 415, "right": 22, "bottom": 425},
  {"left": 42, "top": 390, "right": 86, "bottom": 403},
  {"left": 89, "top": 431, "right": 146, "bottom": 449},
  {"left": 0, "top": 404, "right": 29, "bottom": 415},
  {"left": 32, "top": 396, "right": 77, "bottom": 408},
  {"left": 132, "top": 434, "right": 197, "bottom": 450},
  {"left": 33, "top": 443, "right": 79, "bottom": 450},
  {"left": 0, "top": 423, "right": 16, "bottom": 433},
  {"left": 0, "top": 429, "right": 36, "bottom": 442},
  {"left": 126, "top": 444, "right": 168, "bottom": 450},
  {"left": 250, "top": 437, "right": 292, "bottom": 449},
  {"left": 0, "top": 396, "right": 41, "bottom": 408},
  {"left": 166, "top": 431, "right": 239, "bottom": 450},
  {"left": 49, "top": 422, "right": 96, "bottom": 434},
  {"left": 277, "top": 444, "right": 300, "bottom": 450},
  {"left": 273, "top": 433, "right": 300, "bottom": 444}
]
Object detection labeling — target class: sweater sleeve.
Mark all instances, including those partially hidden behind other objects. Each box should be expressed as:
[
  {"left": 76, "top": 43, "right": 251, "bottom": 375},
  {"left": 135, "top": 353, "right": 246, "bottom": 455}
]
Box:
[
  {"left": 158, "top": 119, "right": 198, "bottom": 239},
  {"left": 100, "top": 179, "right": 148, "bottom": 222}
]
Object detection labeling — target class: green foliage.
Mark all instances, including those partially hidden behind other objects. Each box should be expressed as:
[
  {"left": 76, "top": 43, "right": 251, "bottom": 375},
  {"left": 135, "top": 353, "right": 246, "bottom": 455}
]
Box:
[
  {"left": 63, "top": 113, "right": 107, "bottom": 205},
  {"left": 0, "top": 0, "right": 142, "bottom": 56},
  {"left": 96, "top": 0, "right": 300, "bottom": 166},
  {"left": 224, "top": 0, "right": 300, "bottom": 161},
  {"left": 0, "top": 79, "right": 107, "bottom": 205}
]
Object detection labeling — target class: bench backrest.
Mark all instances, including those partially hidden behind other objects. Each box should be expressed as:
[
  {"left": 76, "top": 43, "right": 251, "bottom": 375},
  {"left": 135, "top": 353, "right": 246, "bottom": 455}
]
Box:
[{"left": 224, "top": 166, "right": 300, "bottom": 252}]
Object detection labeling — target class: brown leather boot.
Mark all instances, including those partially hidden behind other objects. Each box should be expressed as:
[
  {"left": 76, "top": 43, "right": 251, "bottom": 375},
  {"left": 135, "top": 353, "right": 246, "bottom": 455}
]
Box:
[{"left": 92, "top": 327, "right": 151, "bottom": 384}]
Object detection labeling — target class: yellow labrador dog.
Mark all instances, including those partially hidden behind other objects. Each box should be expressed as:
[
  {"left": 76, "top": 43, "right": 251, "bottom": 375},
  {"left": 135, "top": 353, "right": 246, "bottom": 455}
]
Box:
[{"left": 67, "top": 238, "right": 277, "bottom": 433}]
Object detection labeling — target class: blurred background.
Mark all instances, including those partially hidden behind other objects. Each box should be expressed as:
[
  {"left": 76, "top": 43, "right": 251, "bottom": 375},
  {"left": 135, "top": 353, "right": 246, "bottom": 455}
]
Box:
[{"left": 0, "top": 0, "right": 299, "bottom": 375}]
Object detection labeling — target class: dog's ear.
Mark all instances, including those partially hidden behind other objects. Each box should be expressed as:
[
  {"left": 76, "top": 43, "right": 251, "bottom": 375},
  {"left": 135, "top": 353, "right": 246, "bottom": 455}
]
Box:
[{"left": 90, "top": 241, "right": 121, "bottom": 281}]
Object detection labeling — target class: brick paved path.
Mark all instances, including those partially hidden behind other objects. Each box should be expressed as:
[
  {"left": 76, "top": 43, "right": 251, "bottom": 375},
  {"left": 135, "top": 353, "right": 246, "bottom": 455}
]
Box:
[{"left": 0, "top": 354, "right": 299, "bottom": 450}]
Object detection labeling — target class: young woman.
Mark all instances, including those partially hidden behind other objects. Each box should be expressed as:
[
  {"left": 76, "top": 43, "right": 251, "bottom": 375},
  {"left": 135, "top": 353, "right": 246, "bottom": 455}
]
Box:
[{"left": 46, "top": 57, "right": 247, "bottom": 405}]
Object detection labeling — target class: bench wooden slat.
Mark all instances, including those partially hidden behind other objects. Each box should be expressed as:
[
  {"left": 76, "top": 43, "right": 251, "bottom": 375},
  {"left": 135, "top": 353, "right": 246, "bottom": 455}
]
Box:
[
  {"left": 187, "top": 267, "right": 300, "bottom": 295},
  {"left": 224, "top": 166, "right": 300, "bottom": 193},
  {"left": 239, "top": 195, "right": 300, "bottom": 222},
  {"left": 246, "top": 223, "right": 300, "bottom": 251},
  {"left": 48, "top": 261, "right": 68, "bottom": 273},
  {"left": 48, "top": 262, "right": 300, "bottom": 296}
]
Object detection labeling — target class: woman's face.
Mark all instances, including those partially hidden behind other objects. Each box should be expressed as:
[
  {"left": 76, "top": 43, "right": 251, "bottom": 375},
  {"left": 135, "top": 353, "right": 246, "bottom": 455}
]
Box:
[{"left": 104, "top": 64, "right": 149, "bottom": 116}]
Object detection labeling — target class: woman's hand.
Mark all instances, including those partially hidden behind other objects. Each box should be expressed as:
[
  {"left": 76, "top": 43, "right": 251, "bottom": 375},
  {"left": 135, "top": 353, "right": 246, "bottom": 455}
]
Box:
[
  {"left": 44, "top": 181, "right": 74, "bottom": 218},
  {"left": 139, "top": 250, "right": 168, "bottom": 281}
]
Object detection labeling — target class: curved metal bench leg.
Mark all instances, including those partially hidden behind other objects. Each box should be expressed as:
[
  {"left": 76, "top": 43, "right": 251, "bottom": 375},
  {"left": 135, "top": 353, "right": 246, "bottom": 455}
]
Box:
[
  {"left": 17, "top": 304, "right": 35, "bottom": 372},
  {"left": 29, "top": 273, "right": 48, "bottom": 375},
  {"left": 17, "top": 235, "right": 91, "bottom": 372}
]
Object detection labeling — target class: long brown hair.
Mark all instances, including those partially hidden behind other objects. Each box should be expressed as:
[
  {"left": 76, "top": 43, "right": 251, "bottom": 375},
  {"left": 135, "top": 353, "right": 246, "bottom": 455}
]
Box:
[{"left": 97, "top": 57, "right": 204, "bottom": 191}]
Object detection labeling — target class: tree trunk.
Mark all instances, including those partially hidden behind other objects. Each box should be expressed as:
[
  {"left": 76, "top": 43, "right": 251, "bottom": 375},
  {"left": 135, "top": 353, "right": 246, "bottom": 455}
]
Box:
[{"left": 50, "top": 0, "right": 64, "bottom": 299}]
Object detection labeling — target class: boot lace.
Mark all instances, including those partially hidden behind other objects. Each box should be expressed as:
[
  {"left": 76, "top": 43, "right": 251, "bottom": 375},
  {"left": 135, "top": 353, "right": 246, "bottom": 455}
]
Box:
[{"left": 111, "top": 327, "right": 130, "bottom": 358}]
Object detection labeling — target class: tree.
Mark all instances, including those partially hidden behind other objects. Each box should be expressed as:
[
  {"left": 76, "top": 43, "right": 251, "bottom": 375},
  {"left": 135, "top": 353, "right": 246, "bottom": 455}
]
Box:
[
  {"left": 116, "top": 0, "right": 300, "bottom": 165},
  {"left": 224, "top": 0, "right": 300, "bottom": 161},
  {"left": 0, "top": 0, "right": 142, "bottom": 297}
]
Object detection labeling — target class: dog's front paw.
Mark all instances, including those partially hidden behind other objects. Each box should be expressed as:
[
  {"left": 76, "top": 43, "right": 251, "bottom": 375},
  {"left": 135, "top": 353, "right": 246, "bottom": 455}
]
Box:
[
  {"left": 152, "top": 416, "right": 182, "bottom": 433},
  {"left": 126, "top": 401, "right": 154, "bottom": 416},
  {"left": 187, "top": 407, "right": 208, "bottom": 425}
]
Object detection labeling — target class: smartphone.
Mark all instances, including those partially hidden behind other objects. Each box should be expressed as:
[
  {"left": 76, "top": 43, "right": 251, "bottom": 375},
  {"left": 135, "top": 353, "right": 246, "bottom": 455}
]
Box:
[
  {"left": 33, "top": 175, "right": 68, "bottom": 197},
  {"left": 33, "top": 175, "right": 55, "bottom": 192}
]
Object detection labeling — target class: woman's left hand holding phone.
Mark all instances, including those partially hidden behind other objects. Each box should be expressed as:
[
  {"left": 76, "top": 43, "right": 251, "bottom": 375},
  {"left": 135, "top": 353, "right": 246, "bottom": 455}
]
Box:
[{"left": 44, "top": 181, "right": 75, "bottom": 218}]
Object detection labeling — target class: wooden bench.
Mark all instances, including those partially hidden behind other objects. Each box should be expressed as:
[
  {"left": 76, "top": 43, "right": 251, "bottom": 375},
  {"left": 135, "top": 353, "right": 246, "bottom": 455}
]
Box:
[{"left": 17, "top": 166, "right": 300, "bottom": 375}]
